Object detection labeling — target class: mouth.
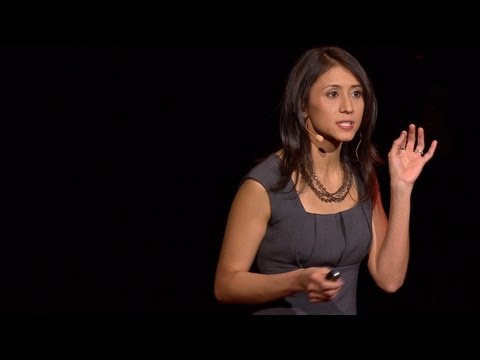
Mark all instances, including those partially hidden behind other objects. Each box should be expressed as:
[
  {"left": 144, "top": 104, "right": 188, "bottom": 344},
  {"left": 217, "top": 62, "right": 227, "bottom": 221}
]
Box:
[{"left": 336, "top": 121, "right": 354, "bottom": 130}]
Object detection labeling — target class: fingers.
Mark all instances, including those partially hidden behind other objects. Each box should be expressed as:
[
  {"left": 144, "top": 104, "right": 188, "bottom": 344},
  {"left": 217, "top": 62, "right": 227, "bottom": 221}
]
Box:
[
  {"left": 396, "top": 124, "right": 437, "bottom": 158},
  {"left": 306, "top": 278, "right": 343, "bottom": 292},
  {"left": 422, "top": 139, "right": 438, "bottom": 161},
  {"left": 415, "top": 126, "right": 425, "bottom": 154},
  {"left": 393, "top": 130, "right": 408, "bottom": 152},
  {"left": 308, "top": 288, "right": 342, "bottom": 302},
  {"left": 406, "top": 123, "right": 416, "bottom": 151},
  {"left": 306, "top": 269, "right": 344, "bottom": 303}
]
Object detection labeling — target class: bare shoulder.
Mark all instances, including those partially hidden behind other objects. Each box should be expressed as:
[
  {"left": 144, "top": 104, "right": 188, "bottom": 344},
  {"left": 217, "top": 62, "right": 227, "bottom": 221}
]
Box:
[
  {"left": 235, "top": 179, "right": 269, "bottom": 206},
  {"left": 230, "top": 179, "right": 271, "bottom": 221}
]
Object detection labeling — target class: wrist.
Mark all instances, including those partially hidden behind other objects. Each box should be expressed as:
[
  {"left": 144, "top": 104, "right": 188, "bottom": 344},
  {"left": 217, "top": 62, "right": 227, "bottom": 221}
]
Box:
[
  {"left": 293, "top": 268, "right": 307, "bottom": 293},
  {"left": 390, "top": 181, "right": 414, "bottom": 194}
]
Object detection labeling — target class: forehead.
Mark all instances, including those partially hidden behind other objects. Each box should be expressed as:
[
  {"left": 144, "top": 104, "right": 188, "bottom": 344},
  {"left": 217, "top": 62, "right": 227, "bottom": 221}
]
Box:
[{"left": 315, "top": 65, "right": 360, "bottom": 87}]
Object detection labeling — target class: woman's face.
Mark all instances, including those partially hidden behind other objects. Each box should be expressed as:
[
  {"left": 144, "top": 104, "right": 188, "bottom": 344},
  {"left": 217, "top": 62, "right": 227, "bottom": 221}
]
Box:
[{"left": 305, "top": 65, "right": 365, "bottom": 143}]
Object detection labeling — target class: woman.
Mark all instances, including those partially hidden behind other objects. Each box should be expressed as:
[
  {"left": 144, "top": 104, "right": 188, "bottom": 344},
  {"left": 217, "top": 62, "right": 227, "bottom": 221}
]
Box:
[{"left": 214, "top": 46, "right": 437, "bottom": 315}]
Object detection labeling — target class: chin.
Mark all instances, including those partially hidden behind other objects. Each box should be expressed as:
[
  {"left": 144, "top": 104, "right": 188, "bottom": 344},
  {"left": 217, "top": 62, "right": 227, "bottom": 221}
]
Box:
[{"left": 340, "top": 136, "right": 356, "bottom": 143}]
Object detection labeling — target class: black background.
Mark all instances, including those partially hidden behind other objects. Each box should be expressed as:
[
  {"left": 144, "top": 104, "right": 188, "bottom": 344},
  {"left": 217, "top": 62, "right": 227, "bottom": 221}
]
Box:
[{"left": 3, "top": 41, "right": 477, "bottom": 317}]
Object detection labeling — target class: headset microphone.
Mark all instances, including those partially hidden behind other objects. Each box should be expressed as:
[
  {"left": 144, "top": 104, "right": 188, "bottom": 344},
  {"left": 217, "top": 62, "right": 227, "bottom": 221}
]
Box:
[{"left": 305, "top": 123, "right": 324, "bottom": 143}]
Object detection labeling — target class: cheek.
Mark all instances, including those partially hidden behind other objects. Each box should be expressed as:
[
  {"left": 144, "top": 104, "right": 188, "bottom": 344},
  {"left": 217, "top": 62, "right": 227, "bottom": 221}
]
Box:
[
  {"left": 308, "top": 103, "right": 329, "bottom": 116},
  {"left": 316, "top": 100, "right": 335, "bottom": 113},
  {"left": 357, "top": 102, "right": 365, "bottom": 116}
]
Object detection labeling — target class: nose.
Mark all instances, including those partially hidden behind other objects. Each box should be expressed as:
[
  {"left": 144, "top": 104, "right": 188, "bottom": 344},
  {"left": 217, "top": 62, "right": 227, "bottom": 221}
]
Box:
[{"left": 340, "top": 95, "right": 353, "bottom": 114}]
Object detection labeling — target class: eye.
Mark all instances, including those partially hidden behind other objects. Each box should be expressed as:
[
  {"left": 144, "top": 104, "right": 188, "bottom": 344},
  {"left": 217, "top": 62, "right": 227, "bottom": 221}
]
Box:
[
  {"left": 352, "top": 90, "right": 363, "bottom": 98},
  {"left": 327, "top": 91, "right": 338, "bottom": 98}
]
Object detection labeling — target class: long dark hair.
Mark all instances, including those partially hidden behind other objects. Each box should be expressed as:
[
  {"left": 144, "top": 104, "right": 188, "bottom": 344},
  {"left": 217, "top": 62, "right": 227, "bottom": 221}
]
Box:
[{"left": 277, "top": 46, "right": 382, "bottom": 202}]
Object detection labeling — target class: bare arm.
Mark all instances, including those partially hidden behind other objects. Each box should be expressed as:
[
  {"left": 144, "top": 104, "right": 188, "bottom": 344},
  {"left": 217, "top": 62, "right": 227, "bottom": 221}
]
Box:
[
  {"left": 214, "top": 179, "right": 342, "bottom": 304},
  {"left": 368, "top": 124, "right": 438, "bottom": 292}
]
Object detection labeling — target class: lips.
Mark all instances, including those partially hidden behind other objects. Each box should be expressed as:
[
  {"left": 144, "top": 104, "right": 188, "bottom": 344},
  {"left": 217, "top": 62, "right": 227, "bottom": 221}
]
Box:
[{"left": 336, "top": 121, "right": 354, "bottom": 129}]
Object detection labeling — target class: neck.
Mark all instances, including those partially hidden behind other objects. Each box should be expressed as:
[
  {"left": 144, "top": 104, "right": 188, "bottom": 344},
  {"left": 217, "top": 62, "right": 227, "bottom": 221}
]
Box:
[{"left": 310, "top": 143, "right": 343, "bottom": 173}]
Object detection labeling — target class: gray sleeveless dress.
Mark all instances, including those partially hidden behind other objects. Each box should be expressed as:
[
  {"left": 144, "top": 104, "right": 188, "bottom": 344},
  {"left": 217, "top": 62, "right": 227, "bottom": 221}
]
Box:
[{"left": 245, "top": 154, "right": 373, "bottom": 315}]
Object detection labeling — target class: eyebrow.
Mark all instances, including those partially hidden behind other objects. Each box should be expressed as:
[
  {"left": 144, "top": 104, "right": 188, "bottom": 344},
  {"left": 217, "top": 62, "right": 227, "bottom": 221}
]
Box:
[{"left": 321, "top": 84, "right": 363, "bottom": 90}]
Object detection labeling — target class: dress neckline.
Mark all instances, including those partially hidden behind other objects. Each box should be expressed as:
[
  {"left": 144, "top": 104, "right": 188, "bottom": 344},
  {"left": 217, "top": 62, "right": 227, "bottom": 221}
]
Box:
[{"left": 270, "top": 153, "right": 364, "bottom": 216}]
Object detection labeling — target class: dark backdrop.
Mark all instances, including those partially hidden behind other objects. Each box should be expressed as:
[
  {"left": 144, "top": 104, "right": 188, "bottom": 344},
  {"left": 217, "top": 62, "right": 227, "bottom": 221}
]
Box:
[{"left": 3, "top": 43, "right": 477, "bottom": 317}]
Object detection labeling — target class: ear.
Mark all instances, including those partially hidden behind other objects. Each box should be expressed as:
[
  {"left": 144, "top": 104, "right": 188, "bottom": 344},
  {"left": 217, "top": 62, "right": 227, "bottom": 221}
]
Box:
[{"left": 302, "top": 104, "right": 308, "bottom": 119}]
